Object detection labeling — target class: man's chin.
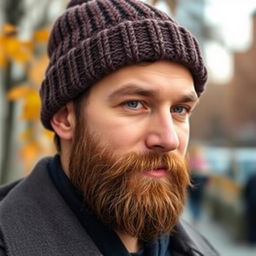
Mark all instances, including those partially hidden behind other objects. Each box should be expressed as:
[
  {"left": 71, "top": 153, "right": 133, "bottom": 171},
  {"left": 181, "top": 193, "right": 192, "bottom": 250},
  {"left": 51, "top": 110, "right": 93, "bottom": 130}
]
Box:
[{"left": 95, "top": 176, "right": 185, "bottom": 241}]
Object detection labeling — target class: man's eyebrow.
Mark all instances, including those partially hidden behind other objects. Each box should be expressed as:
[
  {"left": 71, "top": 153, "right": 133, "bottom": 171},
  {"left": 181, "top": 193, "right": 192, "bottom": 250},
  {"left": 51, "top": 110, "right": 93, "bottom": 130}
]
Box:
[
  {"left": 179, "top": 91, "right": 198, "bottom": 103},
  {"left": 107, "top": 84, "right": 156, "bottom": 100},
  {"left": 107, "top": 84, "right": 198, "bottom": 103}
]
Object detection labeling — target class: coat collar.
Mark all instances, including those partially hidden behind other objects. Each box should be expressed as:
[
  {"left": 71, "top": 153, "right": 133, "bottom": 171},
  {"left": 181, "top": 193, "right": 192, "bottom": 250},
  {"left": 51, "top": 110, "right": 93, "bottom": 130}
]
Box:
[{"left": 0, "top": 157, "right": 102, "bottom": 256}]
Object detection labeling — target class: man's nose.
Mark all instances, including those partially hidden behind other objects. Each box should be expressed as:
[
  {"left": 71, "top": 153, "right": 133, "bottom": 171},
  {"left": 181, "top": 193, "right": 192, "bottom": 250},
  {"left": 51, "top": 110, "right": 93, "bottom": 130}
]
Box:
[{"left": 145, "top": 113, "right": 180, "bottom": 153}]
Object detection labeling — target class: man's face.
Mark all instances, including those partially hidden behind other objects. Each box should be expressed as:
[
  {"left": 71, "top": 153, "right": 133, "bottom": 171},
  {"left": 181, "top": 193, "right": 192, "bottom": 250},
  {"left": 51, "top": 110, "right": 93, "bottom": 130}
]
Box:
[
  {"left": 84, "top": 60, "right": 197, "bottom": 157},
  {"left": 69, "top": 61, "right": 198, "bottom": 241}
]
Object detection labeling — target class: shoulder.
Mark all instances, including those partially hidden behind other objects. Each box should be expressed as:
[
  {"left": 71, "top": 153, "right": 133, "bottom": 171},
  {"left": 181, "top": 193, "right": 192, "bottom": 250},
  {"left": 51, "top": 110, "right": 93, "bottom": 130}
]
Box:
[
  {"left": 0, "top": 157, "right": 102, "bottom": 256},
  {"left": 0, "top": 157, "right": 50, "bottom": 205},
  {"left": 0, "top": 179, "right": 23, "bottom": 202},
  {"left": 0, "top": 157, "right": 54, "bottom": 224},
  {"left": 0, "top": 157, "right": 52, "bottom": 209}
]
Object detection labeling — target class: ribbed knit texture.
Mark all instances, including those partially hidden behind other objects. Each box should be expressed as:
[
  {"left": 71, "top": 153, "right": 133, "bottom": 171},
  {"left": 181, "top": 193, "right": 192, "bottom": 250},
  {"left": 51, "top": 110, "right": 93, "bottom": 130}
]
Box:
[{"left": 40, "top": 0, "right": 208, "bottom": 130}]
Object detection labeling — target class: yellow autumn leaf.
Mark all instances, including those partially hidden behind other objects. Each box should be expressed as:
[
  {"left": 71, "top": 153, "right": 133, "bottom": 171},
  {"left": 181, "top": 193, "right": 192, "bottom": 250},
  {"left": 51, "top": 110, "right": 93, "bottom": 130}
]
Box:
[
  {"left": 0, "top": 50, "right": 7, "bottom": 68},
  {"left": 43, "top": 129, "right": 54, "bottom": 140},
  {"left": 29, "top": 55, "right": 49, "bottom": 85},
  {"left": 0, "top": 36, "right": 7, "bottom": 68},
  {"left": 22, "top": 91, "right": 41, "bottom": 121},
  {"left": 20, "top": 41, "right": 33, "bottom": 51},
  {"left": 19, "top": 127, "right": 35, "bottom": 142},
  {"left": 16, "top": 41, "right": 34, "bottom": 64},
  {"left": 3, "top": 24, "right": 17, "bottom": 35},
  {"left": 7, "top": 85, "right": 31, "bottom": 100},
  {"left": 34, "top": 29, "right": 49, "bottom": 43},
  {"left": 12, "top": 49, "right": 32, "bottom": 65},
  {"left": 4, "top": 37, "right": 32, "bottom": 65},
  {"left": 20, "top": 141, "right": 42, "bottom": 175},
  {"left": 4, "top": 37, "right": 20, "bottom": 56}
]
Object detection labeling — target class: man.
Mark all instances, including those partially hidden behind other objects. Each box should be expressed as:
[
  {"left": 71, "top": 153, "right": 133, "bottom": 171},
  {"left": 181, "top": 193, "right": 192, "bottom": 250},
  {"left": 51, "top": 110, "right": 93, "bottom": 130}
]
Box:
[{"left": 0, "top": 0, "right": 219, "bottom": 255}]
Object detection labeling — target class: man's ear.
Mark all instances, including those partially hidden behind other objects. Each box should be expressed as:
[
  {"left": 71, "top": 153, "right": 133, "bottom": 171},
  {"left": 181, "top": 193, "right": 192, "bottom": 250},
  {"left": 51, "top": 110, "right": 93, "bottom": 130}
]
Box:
[{"left": 50, "top": 102, "right": 75, "bottom": 140}]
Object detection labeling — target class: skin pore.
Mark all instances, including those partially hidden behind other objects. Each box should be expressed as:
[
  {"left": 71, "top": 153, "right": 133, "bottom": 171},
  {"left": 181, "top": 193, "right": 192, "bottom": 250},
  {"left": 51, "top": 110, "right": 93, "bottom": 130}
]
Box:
[{"left": 51, "top": 60, "right": 198, "bottom": 253}]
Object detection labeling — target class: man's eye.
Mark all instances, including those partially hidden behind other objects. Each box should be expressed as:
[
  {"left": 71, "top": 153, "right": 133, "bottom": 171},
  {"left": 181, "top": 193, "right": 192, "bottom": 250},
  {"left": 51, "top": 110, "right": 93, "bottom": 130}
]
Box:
[
  {"left": 124, "top": 101, "right": 143, "bottom": 109},
  {"left": 171, "top": 106, "right": 189, "bottom": 115}
]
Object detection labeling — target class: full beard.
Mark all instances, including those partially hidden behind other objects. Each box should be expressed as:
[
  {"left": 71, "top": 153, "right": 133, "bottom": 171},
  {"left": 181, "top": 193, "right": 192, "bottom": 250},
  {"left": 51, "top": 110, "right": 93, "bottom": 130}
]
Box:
[{"left": 69, "top": 127, "right": 190, "bottom": 242}]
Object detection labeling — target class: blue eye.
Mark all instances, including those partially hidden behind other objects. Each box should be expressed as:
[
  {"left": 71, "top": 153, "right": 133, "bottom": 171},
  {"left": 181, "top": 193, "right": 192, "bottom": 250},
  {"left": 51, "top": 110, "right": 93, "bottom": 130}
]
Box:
[
  {"left": 125, "top": 101, "right": 142, "bottom": 109},
  {"left": 172, "top": 106, "right": 188, "bottom": 114}
]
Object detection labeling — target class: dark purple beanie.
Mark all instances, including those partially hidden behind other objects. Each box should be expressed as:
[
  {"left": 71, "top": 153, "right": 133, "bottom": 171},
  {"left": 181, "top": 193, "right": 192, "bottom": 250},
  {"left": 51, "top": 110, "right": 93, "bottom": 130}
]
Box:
[{"left": 40, "top": 0, "right": 208, "bottom": 130}]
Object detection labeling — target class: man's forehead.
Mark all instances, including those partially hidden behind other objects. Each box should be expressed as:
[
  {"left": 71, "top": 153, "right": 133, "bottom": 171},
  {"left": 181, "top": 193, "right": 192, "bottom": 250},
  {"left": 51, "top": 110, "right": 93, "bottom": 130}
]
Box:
[{"left": 79, "top": 60, "right": 198, "bottom": 108}]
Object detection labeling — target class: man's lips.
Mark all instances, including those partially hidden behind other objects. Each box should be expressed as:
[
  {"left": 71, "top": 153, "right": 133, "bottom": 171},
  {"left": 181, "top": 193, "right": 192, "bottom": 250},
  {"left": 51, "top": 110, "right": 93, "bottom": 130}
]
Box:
[{"left": 143, "top": 168, "right": 168, "bottom": 178}]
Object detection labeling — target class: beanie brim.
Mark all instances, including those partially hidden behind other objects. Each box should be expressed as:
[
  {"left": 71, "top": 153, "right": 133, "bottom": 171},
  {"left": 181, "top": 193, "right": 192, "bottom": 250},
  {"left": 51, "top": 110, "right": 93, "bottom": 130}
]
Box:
[{"left": 40, "top": 19, "right": 207, "bottom": 130}]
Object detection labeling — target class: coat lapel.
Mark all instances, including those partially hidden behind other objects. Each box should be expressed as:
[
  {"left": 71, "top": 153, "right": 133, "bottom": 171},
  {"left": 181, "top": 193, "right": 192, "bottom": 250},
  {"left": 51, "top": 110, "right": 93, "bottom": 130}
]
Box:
[{"left": 0, "top": 158, "right": 102, "bottom": 256}]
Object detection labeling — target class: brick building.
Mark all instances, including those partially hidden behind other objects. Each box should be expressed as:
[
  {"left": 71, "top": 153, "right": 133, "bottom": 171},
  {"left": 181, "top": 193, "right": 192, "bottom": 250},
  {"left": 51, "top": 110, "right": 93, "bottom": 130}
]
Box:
[{"left": 190, "top": 13, "right": 256, "bottom": 146}]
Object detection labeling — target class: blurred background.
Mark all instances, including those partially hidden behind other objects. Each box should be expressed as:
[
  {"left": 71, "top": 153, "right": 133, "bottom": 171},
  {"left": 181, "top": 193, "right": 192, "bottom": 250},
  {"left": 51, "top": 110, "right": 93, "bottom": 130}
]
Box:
[{"left": 0, "top": 0, "right": 256, "bottom": 255}]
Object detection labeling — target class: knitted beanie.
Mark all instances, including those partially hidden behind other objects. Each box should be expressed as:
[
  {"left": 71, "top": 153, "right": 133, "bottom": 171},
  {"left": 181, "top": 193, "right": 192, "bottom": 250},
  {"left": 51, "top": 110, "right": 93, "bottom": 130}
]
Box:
[{"left": 40, "top": 0, "right": 208, "bottom": 130}]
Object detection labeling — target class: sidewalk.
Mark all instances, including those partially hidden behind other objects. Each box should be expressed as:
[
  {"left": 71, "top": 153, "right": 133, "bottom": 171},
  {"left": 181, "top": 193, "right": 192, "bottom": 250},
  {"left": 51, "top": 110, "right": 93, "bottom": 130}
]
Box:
[{"left": 182, "top": 207, "right": 256, "bottom": 256}]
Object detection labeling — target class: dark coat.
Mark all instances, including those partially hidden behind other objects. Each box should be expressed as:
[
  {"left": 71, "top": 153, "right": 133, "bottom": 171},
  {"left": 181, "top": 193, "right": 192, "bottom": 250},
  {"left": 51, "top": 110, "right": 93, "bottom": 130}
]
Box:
[{"left": 0, "top": 158, "right": 219, "bottom": 256}]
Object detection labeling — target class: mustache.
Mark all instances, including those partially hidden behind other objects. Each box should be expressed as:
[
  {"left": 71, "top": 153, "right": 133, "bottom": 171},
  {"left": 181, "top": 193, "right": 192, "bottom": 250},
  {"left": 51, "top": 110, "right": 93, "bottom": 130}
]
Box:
[
  {"left": 83, "top": 148, "right": 187, "bottom": 172},
  {"left": 88, "top": 151, "right": 189, "bottom": 182}
]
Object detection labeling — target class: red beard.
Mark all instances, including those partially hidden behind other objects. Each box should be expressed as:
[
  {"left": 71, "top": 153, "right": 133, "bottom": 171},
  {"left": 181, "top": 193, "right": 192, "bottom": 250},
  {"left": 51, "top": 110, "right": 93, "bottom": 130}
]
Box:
[{"left": 69, "top": 127, "right": 190, "bottom": 241}]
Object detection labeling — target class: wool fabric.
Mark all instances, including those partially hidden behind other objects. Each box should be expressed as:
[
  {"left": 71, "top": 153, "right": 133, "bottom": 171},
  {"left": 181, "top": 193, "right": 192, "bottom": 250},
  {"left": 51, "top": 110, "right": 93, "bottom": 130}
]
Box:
[{"left": 40, "top": 0, "right": 208, "bottom": 130}]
